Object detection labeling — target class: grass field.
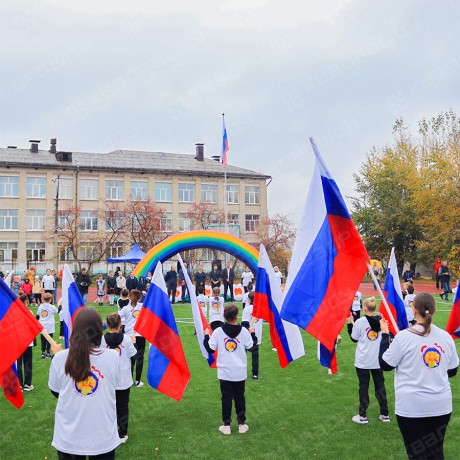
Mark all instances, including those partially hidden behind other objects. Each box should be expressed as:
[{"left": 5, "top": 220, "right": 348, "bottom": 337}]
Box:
[{"left": 1, "top": 298, "right": 459, "bottom": 460}]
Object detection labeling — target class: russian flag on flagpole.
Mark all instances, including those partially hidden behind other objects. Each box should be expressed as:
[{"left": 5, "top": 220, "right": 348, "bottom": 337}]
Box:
[
  {"left": 135, "top": 262, "right": 190, "bottom": 401},
  {"left": 221, "top": 115, "right": 229, "bottom": 168},
  {"left": 61, "top": 264, "right": 86, "bottom": 348},
  {"left": 280, "top": 138, "right": 369, "bottom": 352},
  {"left": 0, "top": 277, "right": 43, "bottom": 408},
  {"left": 253, "top": 244, "right": 304, "bottom": 368},
  {"left": 381, "top": 248, "right": 408, "bottom": 335},
  {"left": 177, "top": 253, "right": 216, "bottom": 367},
  {"left": 318, "top": 341, "right": 338, "bottom": 375},
  {"left": 446, "top": 286, "right": 460, "bottom": 339}
]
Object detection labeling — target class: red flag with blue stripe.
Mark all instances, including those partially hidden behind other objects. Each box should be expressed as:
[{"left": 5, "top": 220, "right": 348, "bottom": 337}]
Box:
[
  {"left": 446, "top": 287, "right": 460, "bottom": 340},
  {"left": 318, "top": 341, "right": 338, "bottom": 374},
  {"left": 253, "top": 245, "right": 304, "bottom": 368},
  {"left": 0, "top": 277, "right": 42, "bottom": 408},
  {"left": 221, "top": 117, "right": 229, "bottom": 167},
  {"left": 135, "top": 262, "right": 190, "bottom": 401},
  {"left": 381, "top": 248, "right": 408, "bottom": 335},
  {"left": 61, "top": 264, "right": 86, "bottom": 348},
  {"left": 280, "top": 138, "right": 369, "bottom": 353}
]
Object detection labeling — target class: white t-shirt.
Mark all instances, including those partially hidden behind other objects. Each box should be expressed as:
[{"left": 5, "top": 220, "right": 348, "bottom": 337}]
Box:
[
  {"left": 208, "top": 297, "right": 224, "bottom": 323},
  {"left": 241, "top": 303, "right": 263, "bottom": 345},
  {"left": 273, "top": 271, "right": 283, "bottom": 286},
  {"left": 382, "top": 324, "right": 459, "bottom": 417},
  {"left": 37, "top": 303, "right": 59, "bottom": 334},
  {"left": 241, "top": 271, "right": 254, "bottom": 287},
  {"left": 48, "top": 348, "right": 121, "bottom": 456},
  {"left": 42, "top": 274, "right": 55, "bottom": 290},
  {"left": 101, "top": 335, "right": 137, "bottom": 390},
  {"left": 208, "top": 326, "right": 254, "bottom": 381},
  {"left": 119, "top": 303, "right": 142, "bottom": 336},
  {"left": 351, "top": 291, "right": 362, "bottom": 312},
  {"left": 196, "top": 294, "right": 209, "bottom": 319},
  {"left": 404, "top": 294, "right": 416, "bottom": 322},
  {"left": 351, "top": 316, "right": 382, "bottom": 369}
]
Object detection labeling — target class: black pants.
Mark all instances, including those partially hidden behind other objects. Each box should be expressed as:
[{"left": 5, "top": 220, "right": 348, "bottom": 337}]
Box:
[
  {"left": 356, "top": 367, "right": 388, "bottom": 417},
  {"left": 167, "top": 285, "right": 176, "bottom": 303},
  {"left": 131, "top": 337, "right": 146, "bottom": 382},
  {"left": 17, "top": 347, "right": 33, "bottom": 386},
  {"left": 57, "top": 449, "right": 115, "bottom": 460},
  {"left": 351, "top": 310, "right": 361, "bottom": 321},
  {"left": 181, "top": 284, "right": 188, "bottom": 302},
  {"left": 250, "top": 345, "right": 259, "bottom": 376},
  {"left": 41, "top": 333, "right": 53, "bottom": 354},
  {"left": 220, "top": 379, "right": 246, "bottom": 425},
  {"left": 223, "top": 282, "right": 234, "bottom": 301},
  {"left": 397, "top": 413, "right": 451, "bottom": 460},
  {"left": 116, "top": 388, "right": 130, "bottom": 437}
]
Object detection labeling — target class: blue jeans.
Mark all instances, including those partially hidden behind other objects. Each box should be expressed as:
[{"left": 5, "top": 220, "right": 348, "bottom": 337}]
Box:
[
  {"left": 81, "top": 292, "right": 88, "bottom": 304},
  {"left": 441, "top": 281, "right": 450, "bottom": 299}
]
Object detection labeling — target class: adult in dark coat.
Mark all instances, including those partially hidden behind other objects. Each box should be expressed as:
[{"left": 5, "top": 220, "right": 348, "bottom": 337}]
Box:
[
  {"left": 209, "top": 264, "right": 221, "bottom": 289},
  {"left": 221, "top": 261, "right": 235, "bottom": 301},
  {"left": 126, "top": 272, "right": 139, "bottom": 291},
  {"left": 195, "top": 265, "right": 206, "bottom": 296},
  {"left": 106, "top": 270, "right": 117, "bottom": 306},
  {"left": 75, "top": 268, "right": 91, "bottom": 304},
  {"left": 178, "top": 262, "right": 192, "bottom": 303},
  {"left": 164, "top": 265, "right": 178, "bottom": 304}
]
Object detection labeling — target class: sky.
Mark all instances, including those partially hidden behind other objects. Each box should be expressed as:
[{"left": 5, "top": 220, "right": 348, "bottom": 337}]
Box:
[{"left": 1, "top": 0, "right": 459, "bottom": 224}]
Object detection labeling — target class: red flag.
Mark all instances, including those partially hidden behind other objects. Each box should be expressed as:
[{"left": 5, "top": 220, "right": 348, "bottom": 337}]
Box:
[
  {"left": 1, "top": 364, "right": 24, "bottom": 409},
  {"left": 446, "top": 288, "right": 460, "bottom": 340}
]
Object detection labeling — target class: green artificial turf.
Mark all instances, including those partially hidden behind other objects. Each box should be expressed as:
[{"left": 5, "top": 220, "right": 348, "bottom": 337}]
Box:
[{"left": 1, "top": 300, "right": 459, "bottom": 460}]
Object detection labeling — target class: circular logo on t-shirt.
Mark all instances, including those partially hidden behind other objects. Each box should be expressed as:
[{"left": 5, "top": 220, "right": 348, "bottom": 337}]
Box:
[
  {"left": 75, "top": 371, "right": 99, "bottom": 396},
  {"left": 366, "top": 327, "right": 378, "bottom": 341},
  {"left": 422, "top": 347, "right": 441, "bottom": 369},
  {"left": 199, "top": 301, "right": 206, "bottom": 309},
  {"left": 224, "top": 338, "right": 238, "bottom": 352},
  {"left": 212, "top": 301, "right": 220, "bottom": 310},
  {"left": 132, "top": 309, "right": 140, "bottom": 319},
  {"left": 408, "top": 300, "right": 414, "bottom": 308},
  {"left": 41, "top": 310, "right": 48, "bottom": 317}
]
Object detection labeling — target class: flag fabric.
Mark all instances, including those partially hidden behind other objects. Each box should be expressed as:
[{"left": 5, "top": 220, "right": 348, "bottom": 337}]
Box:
[
  {"left": 0, "top": 277, "right": 43, "bottom": 409},
  {"left": 3, "top": 271, "right": 13, "bottom": 288},
  {"left": 446, "top": 287, "right": 460, "bottom": 339},
  {"left": 280, "top": 138, "right": 369, "bottom": 352},
  {"left": 61, "top": 264, "right": 85, "bottom": 348},
  {"left": 381, "top": 248, "right": 408, "bottom": 335},
  {"left": 318, "top": 341, "right": 338, "bottom": 375},
  {"left": 134, "top": 262, "right": 190, "bottom": 401},
  {"left": 177, "top": 253, "right": 216, "bottom": 367},
  {"left": 221, "top": 118, "right": 229, "bottom": 167},
  {"left": 253, "top": 244, "right": 305, "bottom": 368}
]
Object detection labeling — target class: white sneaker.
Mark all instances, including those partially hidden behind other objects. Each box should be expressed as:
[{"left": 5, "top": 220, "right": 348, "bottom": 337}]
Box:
[
  {"left": 218, "top": 425, "right": 231, "bottom": 435},
  {"left": 271, "top": 347, "right": 277, "bottom": 352},
  {"left": 23, "top": 384, "right": 34, "bottom": 392},
  {"left": 119, "top": 435, "right": 128, "bottom": 444},
  {"left": 238, "top": 424, "right": 249, "bottom": 434},
  {"left": 352, "top": 415, "right": 368, "bottom": 424},
  {"left": 379, "top": 415, "right": 391, "bottom": 423},
  {"left": 134, "top": 381, "right": 144, "bottom": 387}
]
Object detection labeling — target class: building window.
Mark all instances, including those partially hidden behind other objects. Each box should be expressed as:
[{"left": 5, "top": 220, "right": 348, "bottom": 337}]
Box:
[
  {"left": 179, "top": 212, "right": 193, "bottom": 232},
  {"left": 0, "top": 242, "right": 18, "bottom": 262},
  {"left": 226, "top": 185, "right": 239, "bottom": 204},
  {"left": 57, "top": 210, "right": 73, "bottom": 230},
  {"left": 26, "top": 177, "right": 46, "bottom": 198},
  {"left": 80, "top": 210, "right": 98, "bottom": 231},
  {"left": 78, "top": 243, "right": 97, "bottom": 261},
  {"left": 105, "top": 211, "right": 123, "bottom": 231},
  {"left": 228, "top": 213, "right": 239, "bottom": 225},
  {"left": 54, "top": 177, "right": 73, "bottom": 200},
  {"left": 160, "top": 212, "right": 173, "bottom": 232},
  {"left": 107, "top": 242, "right": 124, "bottom": 258},
  {"left": 245, "top": 214, "right": 259, "bottom": 232},
  {"left": 154, "top": 182, "right": 172, "bottom": 202},
  {"left": 105, "top": 180, "right": 124, "bottom": 200},
  {"left": 26, "top": 209, "right": 46, "bottom": 230},
  {"left": 80, "top": 179, "right": 99, "bottom": 200},
  {"left": 58, "top": 245, "right": 74, "bottom": 261},
  {"left": 0, "top": 176, "right": 19, "bottom": 197},
  {"left": 201, "top": 248, "right": 214, "bottom": 261},
  {"left": 130, "top": 181, "right": 148, "bottom": 201},
  {"left": 26, "top": 242, "right": 45, "bottom": 261},
  {"left": 178, "top": 183, "right": 195, "bottom": 203},
  {"left": 201, "top": 184, "right": 217, "bottom": 203},
  {"left": 0, "top": 210, "right": 18, "bottom": 230},
  {"left": 245, "top": 185, "right": 260, "bottom": 204}
]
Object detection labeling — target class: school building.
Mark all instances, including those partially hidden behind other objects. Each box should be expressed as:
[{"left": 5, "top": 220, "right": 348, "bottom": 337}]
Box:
[{"left": 0, "top": 139, "right": 270, "bottom": 274}]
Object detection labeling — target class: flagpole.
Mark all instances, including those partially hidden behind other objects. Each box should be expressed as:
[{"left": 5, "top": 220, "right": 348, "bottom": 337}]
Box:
[
  {"left": 366, "top": 262, "right": 399, "bottom": 333},
  {"left": 222, "top": 113, "right": 228, "bottom": 235},
  {"left": 41, "top": 329, "right": 61, "bottom": 353}
]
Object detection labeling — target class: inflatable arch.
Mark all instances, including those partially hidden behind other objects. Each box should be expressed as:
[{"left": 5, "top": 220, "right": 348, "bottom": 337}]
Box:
[{"left": 133, "top": 230, "right": 259, "bottom": 278}]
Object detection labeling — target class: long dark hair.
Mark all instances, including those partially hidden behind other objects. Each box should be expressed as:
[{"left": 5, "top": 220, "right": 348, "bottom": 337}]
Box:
[
  {"left": 411, "top": 292, "right": 436, "bottom": 336},
  {"left": 65, "top": 308, "right": 103, "bottom": 382}
]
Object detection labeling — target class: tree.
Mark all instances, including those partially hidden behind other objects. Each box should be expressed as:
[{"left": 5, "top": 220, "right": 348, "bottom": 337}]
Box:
[
  {"left": 253, "top": 213, "right": 296, "bottom": 273},
  {"left": 185, "top": 202, "right": 224, "bottom": 230}
]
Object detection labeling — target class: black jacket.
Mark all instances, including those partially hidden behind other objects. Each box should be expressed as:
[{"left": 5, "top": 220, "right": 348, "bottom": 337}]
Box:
[
  {"left": 195, "top": 271, "right": 206, "bottom": 286},
  {"left": 75, "top": 272, "right": 91, "bottom": 294},
  {"left": 126, "top": 276, "right": 139, "bottom": 291},
  {"left": 222, "top": 268, "right": 234, "bottom": 283},
  {"left": 164, "top": 270, "right": 178, "bottom": 287}
]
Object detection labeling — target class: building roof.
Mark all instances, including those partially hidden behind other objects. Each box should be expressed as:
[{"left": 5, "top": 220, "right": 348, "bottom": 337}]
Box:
[{"left": 0, "top": 147, "right": 271, "bottom": 180}]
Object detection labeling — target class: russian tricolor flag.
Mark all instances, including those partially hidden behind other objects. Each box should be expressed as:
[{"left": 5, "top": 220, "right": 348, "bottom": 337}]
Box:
[
  {"left": 221, "top": 117, "right": 229, "bottom": 168},
  {"left": 61, "top": 264, "right": 86, "bottom": 348},
  {"left": 381, "top": 248, "right": 408, "bottom": 335},
  {"left": 253, "top": 244, "right": 304, "bottom": 368},
  {"left": 0, "top": 277, "right": 43, "bottom": 408},
  {"left": 280, "top": 138, "right": 369, "bottom": 352},
  {"left": 177, "top": 254, "right": 216, "bottom": 367},
  {"left": 446, "top": 286, "right": 460, "bottom": 339},
  {"left": 135, "top": 262, "right": 190, "bottom": 401},
  {"left": 318, "top": 341, "right": 338, "bottom": 375}
]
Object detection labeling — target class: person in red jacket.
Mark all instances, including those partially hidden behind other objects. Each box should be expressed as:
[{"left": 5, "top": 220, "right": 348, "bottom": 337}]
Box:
[
  {"left": 21, "top": 277, "right": 33, "bottom": 304},
  {"left": 434, "top": 257, "right": 442, "bottom": 289}
]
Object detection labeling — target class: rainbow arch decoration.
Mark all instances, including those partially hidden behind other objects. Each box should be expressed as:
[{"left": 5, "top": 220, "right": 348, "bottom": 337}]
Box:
[{"left": 133, "top": 230, "right": 259, "bottom": 278}]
